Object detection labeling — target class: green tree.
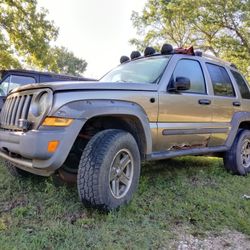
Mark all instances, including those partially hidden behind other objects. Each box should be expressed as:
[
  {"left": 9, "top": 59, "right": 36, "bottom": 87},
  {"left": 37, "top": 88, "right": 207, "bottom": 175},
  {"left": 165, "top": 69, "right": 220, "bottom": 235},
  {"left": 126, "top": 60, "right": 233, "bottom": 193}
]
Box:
[
  {"left": 0, "top": 0, "right": 58, "bottom": 70},
  {"left": 53, "top": 46, "right": 87, "bottom": 76},
  {"left": 131, "top": 0, "right": 250, "bottom": 80}
]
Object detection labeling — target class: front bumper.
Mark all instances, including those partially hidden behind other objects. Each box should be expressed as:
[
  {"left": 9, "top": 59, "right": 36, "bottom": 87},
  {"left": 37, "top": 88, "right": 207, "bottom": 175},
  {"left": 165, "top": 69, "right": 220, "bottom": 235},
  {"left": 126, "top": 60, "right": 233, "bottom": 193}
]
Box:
[{"left": 0, "top": 119, "right": 85, "bottom": 176}]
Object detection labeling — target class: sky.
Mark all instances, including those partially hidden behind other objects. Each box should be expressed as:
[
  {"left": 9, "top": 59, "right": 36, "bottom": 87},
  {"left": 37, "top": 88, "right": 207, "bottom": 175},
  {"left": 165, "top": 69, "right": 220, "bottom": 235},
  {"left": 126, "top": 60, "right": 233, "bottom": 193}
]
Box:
[{"left": 38, "top": 0, "right": 147, "bottom": 79}]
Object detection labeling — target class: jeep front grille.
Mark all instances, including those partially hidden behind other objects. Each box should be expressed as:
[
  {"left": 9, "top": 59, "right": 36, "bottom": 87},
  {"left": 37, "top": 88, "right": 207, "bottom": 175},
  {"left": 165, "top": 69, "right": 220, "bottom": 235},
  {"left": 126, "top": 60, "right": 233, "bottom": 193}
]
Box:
[
  {"left": 0, "top": 88, "right": 52, "bottom": 131},
  {"left": 0, "top": 94, "right": 33, "bottom": 129}
]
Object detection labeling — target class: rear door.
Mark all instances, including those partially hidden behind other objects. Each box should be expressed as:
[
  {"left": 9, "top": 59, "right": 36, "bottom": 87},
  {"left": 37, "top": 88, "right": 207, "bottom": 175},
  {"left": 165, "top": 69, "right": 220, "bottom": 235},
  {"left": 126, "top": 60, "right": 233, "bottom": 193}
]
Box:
[
  {"left": 230, "top": 70, "right": 250, "bottom": 111},
  {"left": 205, "top": 63, "right": 241, "bottom": 146}
]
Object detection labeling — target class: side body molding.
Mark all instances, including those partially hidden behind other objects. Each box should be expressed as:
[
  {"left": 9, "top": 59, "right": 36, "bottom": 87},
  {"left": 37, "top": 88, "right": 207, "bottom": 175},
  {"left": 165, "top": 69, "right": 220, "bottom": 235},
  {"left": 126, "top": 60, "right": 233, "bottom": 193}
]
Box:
[
  {"left": 148, "top": 111, "right": 250, "bottom": 161},
  {"left": 52, "top": 100, "right": 153, "bottom": 154}
]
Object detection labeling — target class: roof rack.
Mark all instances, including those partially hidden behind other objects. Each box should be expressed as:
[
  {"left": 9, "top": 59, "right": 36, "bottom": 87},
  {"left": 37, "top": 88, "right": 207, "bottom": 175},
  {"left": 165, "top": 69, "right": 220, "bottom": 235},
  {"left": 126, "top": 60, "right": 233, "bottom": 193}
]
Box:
[
  {"left": 197, "top": 52, "right": 237, "bottom": 68},
  {"left": 120, "top": 44, "right": 238, "bottom": 69}
]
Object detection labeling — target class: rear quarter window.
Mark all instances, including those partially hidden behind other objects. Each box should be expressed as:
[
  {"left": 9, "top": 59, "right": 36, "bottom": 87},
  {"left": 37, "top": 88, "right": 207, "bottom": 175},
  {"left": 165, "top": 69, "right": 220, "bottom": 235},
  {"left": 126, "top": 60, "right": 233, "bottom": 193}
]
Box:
[
  {"left": 206, "top": 63, "right": 235, "bottom": 97},
  {"left": 231, "top": 70, "right": 250, "bottom": 99}
]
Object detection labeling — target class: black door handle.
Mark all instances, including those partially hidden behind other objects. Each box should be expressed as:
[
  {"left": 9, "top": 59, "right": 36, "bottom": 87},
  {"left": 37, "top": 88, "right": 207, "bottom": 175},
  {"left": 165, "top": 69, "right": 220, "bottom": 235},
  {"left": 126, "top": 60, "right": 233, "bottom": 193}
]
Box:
[
  {"left": 198, "top": 99, "right": 211, "bottom": 105},
  {"left": 233, "top": 101, "right": 241, "bottom": 107}
]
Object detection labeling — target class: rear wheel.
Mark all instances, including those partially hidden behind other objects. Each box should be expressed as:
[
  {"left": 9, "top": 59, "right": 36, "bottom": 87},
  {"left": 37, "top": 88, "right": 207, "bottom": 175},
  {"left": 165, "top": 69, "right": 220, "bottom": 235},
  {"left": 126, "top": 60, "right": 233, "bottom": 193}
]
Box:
[
  {"left": 224, "top": 129, "right": 250, "bottom": 175},
  {"left": 77, "top": 129, "right": 141, "bottom": 211},
  {"left": 4, "top": 160, "right": 31, "bottom": 178}
]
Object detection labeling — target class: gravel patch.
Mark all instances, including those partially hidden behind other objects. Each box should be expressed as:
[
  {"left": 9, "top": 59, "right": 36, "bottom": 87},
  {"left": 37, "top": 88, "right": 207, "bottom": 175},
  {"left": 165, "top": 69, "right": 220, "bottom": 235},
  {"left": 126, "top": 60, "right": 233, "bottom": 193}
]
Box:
[{"left": 170, "top": 230, "right": 250, "bottom": 250}]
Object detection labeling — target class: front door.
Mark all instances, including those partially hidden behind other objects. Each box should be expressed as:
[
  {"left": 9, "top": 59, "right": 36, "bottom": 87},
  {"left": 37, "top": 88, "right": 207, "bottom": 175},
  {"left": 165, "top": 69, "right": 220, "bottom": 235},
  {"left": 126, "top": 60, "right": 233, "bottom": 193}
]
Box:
[{"left": 157, "top": 59, "right": 213, "bottom": 152}]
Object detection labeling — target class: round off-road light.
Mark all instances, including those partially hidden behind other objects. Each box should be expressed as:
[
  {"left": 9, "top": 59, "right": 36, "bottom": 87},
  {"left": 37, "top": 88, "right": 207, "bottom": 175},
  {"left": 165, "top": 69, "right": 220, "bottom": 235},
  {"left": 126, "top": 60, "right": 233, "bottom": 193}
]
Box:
[
  {"left": 161, "top": 44, "right": 174, "bottom": 55},
  {"left": 120, "top": 56, "right": 130, "bottom": 64},
  {"left": 144, "top": 47, "right": 156, "bottom": 56},
  {"left": 130, "top": 51, "right": 141, "bottom": 60}
]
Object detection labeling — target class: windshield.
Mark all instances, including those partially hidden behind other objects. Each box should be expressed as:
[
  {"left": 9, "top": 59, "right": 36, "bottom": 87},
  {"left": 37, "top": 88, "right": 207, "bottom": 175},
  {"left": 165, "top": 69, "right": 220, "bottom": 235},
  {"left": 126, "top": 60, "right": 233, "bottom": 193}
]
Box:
[{"left": 100, "top": 55, "right": 170, "bottom": 84}]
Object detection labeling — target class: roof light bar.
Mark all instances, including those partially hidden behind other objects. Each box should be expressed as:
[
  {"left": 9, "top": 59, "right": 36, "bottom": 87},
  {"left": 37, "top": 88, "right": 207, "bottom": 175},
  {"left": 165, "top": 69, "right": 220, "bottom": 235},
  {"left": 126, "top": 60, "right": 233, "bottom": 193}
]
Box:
[
  {"left": 120, "top": 56, "right": 130, "bottom": 64},
  {"left": 130, "top": 51, "right": 141, "bottom": 60},
  {"left": 144, "top": 47, "right": 156, "bottom": 56},
  {"left": 119, "top": 44, "right": 236, "bottom": 68},
  {"left": 161, "top": 44, "right": 174, "bottom": 55}
]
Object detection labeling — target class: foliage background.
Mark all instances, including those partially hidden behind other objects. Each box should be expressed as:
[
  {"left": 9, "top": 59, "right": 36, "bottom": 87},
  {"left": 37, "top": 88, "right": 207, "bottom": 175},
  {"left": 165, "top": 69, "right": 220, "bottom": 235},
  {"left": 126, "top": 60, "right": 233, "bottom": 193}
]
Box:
[
  {"left": 0, "top": 0, "right": 87, "bottom": 76},
  {"left": 131, "top": 0, "right": 250, "bottom": 81}
]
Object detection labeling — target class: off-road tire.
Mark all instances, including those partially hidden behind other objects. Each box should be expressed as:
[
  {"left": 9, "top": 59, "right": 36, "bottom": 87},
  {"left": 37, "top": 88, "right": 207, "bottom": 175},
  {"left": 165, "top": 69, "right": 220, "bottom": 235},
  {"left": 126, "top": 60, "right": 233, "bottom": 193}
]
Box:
[
  {"left": 77, "top": 129, "right": 141, "bottom": 211},
  {"left": 4, "top": 160, "right": 31, "bottom": 178},
  {"left": 224, "top": 129, "right": 250, "bottom": 175}
]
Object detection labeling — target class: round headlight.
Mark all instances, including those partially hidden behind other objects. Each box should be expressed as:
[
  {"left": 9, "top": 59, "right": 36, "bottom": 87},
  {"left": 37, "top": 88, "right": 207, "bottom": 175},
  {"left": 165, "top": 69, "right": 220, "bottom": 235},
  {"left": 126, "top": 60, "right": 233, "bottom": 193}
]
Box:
[
  {"left": 38, "top": 92, "right": 48, "bottom": 115},
  {"left": 31, "top": 92, "right": 49, "bottom": 117}
]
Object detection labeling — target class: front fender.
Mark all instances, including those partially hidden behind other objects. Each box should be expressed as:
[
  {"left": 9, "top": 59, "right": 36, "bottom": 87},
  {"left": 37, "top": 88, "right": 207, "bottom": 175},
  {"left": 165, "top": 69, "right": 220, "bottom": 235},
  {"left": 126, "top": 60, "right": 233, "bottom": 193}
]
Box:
[{"left": 51, "top": 99, "right": 153, "bottom": 154}]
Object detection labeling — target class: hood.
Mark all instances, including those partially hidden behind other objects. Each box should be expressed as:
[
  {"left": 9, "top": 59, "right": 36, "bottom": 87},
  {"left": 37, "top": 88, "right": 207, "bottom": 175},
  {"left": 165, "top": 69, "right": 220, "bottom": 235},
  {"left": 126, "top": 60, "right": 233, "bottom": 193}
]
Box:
[{"left": 10, "top": 81, "right": 157, "bottom": 94}]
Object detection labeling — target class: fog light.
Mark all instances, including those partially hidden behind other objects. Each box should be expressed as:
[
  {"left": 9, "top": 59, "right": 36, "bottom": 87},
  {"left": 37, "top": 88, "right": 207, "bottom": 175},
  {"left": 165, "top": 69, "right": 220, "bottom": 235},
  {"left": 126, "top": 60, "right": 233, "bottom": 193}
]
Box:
[
  {"left": 18, "top": 119, "right": 32, "bottom": 131},
  {"left": 48, "top": 140, "right": 59, "bottom": 153}
]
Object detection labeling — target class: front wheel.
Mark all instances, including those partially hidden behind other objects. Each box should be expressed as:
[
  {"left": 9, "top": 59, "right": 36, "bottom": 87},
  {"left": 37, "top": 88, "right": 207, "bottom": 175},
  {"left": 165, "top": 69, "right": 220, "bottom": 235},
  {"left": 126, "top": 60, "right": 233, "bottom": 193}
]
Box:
[
  {"left": 224, "top": 129, "right": 250, "bottom": 175},
  {"left": 77, "top": 129, "right": 141, "bottom": 211}
]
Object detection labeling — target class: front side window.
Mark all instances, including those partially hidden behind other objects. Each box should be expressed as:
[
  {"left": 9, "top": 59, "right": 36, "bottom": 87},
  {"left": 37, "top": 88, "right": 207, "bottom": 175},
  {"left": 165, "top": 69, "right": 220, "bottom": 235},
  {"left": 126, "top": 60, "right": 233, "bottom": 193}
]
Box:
[
  {"left": 170, "top": 59, "right": 206, "bottom": 94},
  {"left": 231, "top": 70, "right": 250, "bottom": 99},
  {"left": 206, "top": 63, "right": 235, "bottom": 97},
  {"left": 100, "top": 56, "right": 170, "bottom": 84}
]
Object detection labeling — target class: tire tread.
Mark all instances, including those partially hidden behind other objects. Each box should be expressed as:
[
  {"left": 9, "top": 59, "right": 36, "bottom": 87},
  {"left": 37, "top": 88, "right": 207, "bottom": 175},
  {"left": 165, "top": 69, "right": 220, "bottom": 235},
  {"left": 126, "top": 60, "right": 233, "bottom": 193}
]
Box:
[{"left": 77, "top": 129, "right": 128, "bottom": 209}]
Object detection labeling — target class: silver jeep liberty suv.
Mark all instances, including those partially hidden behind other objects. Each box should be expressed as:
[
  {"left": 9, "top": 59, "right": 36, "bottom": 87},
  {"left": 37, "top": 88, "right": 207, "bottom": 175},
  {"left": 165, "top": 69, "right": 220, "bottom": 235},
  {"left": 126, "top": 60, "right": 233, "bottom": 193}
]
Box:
[{"left": 1, "top": 44, "right": 250, "bottom": 211}]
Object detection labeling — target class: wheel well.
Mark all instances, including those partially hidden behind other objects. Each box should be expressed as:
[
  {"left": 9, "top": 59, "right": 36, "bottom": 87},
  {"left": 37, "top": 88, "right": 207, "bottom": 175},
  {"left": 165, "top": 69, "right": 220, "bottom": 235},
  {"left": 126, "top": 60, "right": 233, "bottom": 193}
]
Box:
[
  {"left": 80, "top": 115, "right": 147, "bottom": 157},
  {"left": 61, "top": 115, "right": 147, "bottom": 175},
  {"left": 239, "top": 121, "right": 250, "bottom": 130}
]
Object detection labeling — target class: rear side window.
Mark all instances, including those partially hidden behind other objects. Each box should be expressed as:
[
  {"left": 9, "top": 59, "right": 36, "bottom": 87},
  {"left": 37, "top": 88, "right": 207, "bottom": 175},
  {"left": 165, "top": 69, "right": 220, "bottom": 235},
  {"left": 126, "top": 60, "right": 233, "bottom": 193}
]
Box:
[
  {"left": 231, "top": 70, "right": 250, "bottom": 99},
  {"left": 206, "top": 63, "right": 235, "bottom": 97}
]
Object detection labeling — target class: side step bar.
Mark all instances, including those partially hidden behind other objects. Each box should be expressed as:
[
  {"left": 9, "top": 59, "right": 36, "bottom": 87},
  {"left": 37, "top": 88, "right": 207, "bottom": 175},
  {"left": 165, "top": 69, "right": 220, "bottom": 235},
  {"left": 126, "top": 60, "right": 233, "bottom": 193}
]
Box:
[{"left": 147, "top": 146, "right": 228, "bottom": 161}]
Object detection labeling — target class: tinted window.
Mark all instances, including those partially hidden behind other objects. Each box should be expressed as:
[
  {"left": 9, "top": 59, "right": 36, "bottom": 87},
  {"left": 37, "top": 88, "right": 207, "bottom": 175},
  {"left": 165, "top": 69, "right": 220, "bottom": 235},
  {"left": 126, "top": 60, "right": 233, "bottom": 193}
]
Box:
[
  {"left": 40, "top": 75, "right": 55, "bottom": 82},
  {"left": 0, "top": 75, "right": 36, "bottom": 96},
  {"left": 0, "top": 76, "right": 10, "bottom": 96},
  {"left": 9, "top": 75, "right": 36, "bottom": 92},
  {"left": 100, "top": 56, "right": 170, "bottom": 84},
  {"left": 171, "top": 59, "right": 206, "bottom": 94},
  {"left": 231, "top": 70, "right": 250, "bottom": 99},
  {"left": 206, "top": 63, "right": 235, "bottom": 97}
]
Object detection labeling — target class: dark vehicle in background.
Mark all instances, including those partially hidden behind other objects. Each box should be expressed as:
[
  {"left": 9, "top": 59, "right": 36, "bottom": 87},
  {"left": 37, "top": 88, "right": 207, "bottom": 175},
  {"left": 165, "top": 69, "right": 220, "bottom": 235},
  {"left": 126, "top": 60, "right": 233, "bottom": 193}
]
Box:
[{"left": 0, "top": 69, "right": 95, "bottom": 110}]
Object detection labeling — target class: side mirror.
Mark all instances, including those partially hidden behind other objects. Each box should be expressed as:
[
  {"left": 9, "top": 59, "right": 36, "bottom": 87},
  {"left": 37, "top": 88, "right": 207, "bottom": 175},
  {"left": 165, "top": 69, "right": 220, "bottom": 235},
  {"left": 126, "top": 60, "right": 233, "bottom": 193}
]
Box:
[{"left": 174, "top": 77, "right": 191, "bottom": 91}]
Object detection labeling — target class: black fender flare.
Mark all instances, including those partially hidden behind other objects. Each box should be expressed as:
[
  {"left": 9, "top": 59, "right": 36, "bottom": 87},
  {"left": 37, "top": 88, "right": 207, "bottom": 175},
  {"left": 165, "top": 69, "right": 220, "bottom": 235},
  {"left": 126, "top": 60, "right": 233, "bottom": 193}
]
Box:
[{"left": 226, "top": 111, "right": 250, "bottom": 147}]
